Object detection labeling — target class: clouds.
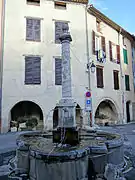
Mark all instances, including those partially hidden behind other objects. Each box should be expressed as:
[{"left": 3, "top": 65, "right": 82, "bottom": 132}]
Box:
[{"left": 89, "top": 0, "right": 108, "bottom": 12}]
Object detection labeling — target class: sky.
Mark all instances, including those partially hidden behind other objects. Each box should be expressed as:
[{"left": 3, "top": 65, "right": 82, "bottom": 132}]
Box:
[{"left": 90, "top": 0, "right": 135, "bottom": 34}]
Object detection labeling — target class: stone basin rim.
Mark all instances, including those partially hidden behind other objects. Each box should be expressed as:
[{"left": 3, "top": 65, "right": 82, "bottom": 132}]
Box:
[{"left": 16, "top": 130, "right": 123, "bottom": 159}]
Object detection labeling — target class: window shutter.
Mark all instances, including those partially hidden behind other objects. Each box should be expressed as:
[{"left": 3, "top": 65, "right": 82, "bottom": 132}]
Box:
[
  {"left": 26, "top": 19, "right": 34, "bottom": 40},
  {"left": 100, "top": 68, "right": 103, "bottom": 88},
  {"left": 101, "top": 36, "right": 106, "bottom": 53},
  {"left": 123, "top": 49, "right": 128, "bottom": 64},
  {"left": 96, "top": 67, "right": 103, "bottom": 88},
  {"left": 92, "top": 31, "right": 95, "bottom": 54},
  {"left": 25, "top": 57, "right": 33, "bottom": 84},
  {"left": 125, "top": 75, "right": 130, "bottom": 91},
  {"left": 117, "top": 45, "right": 120, "bottom": 64},
  {"left": 113, "top": 71, "right": 119, "bottom": 90},
  {"left": 109, "top": 41, "right": 112, "bottom": 61},
  {"left": 34, "top": 19, "right": 41, "bottom": 41},
  {"left": 55, "top": 58, "right": 62, "bottom": 85},
  {"left": 55, "top": 21, "right": 68, "bottom": 44},
  {"left": 32, "top": 57, "right": 41, "bottom": 84},
  {"left": 25, "top": 56, "right": 41, "bottom": 84}
]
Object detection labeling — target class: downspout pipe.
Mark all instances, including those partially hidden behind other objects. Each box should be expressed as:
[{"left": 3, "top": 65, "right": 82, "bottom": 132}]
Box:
[
  {"left": 118, "top": 28, "right": 125, "bottom": 124},
  {"left": 0, "top": 0, "right": 6, "bottom": 132}
]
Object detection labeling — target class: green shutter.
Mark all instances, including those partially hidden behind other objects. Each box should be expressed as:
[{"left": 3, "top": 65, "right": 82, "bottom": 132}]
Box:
[
  {"left": 125, "top": 75, "right": 130, "bottom": 91},
  {"left": 123, "top": 49, "right": 128, "bottom": 64}
]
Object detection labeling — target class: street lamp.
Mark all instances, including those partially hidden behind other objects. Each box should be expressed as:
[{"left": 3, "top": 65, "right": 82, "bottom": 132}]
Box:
[
  {"left": 86, "top": 61, "right": 96, "bottom": 74},
  {"left": 91, "top": 61, "right": 96, "bottom": 73}
]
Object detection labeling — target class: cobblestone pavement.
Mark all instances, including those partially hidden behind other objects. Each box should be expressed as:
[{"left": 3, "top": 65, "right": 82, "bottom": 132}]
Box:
[{"left": 100, "top": 123, "right": 135, "bottom": 180}]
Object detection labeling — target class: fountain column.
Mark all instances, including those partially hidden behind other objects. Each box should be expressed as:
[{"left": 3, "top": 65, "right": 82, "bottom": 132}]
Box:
[{"left": 53, "top": 24, "right": 79, "bottom": 145}]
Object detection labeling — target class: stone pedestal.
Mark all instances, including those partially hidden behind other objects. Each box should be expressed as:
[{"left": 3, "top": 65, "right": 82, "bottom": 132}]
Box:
[
  {"left": 53, "top": 127, "right": 80, "bottom": 145},
  {"left": 53, "top": 24, "right": 80, "bottom": 145}
]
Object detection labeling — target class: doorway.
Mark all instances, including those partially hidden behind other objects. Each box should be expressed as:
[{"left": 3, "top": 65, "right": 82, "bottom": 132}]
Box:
[{"left": 126, "top": 101, "right": 130, "bottom": 123}]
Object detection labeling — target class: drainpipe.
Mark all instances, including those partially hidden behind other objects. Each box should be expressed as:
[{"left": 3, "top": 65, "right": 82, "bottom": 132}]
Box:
[
  {"left": 118, "top": 28, "right": 125, "bottom": 124},
  {"left": 0, "top": 0, "right": 6, "bottom": 132}
]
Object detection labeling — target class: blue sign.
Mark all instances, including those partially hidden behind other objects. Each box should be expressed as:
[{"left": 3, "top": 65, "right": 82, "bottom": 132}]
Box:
[
  {"left": 85, "top": 97, "right": 92, "bottom": 111},
  {"left": 87, "top": 100, "right": 91, "bottom": 104}
]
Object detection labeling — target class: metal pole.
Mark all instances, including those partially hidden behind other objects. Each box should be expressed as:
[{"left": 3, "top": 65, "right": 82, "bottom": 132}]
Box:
[
  {"left": 85, "top": 4, "right": 91, "bottom": 91},
  {"left": 85, "top": 4, "right": 93, "bottom": 127}
]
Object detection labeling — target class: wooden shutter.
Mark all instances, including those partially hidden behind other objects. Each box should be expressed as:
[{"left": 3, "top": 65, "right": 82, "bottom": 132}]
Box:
[
  {"left": 117, "top": 45, "right": 120, "bottom": 64},
  {"left": 32, "top": 57, "right": 41, "bottom": 84},
  {"left": 26, "top": 19, "right": 34, "bottom": 41},
  {"left": 96, "top": 67, "right": 103, "bottom": 88},
  {"left": 101, "top": 36, "right": 106, "bottom": 53},
  {"left": 55, "top": 21, "right": 68, "bottom": 44},
  {"left": 113, "top": 71, "right": 119, "bottom": 90},
  {"left": 92, "top": 31, "right": 95, "bottom": 54},
  {"left": 55, "top": 58, "right": 62, "bottom": 85},
  {"left": 100, "top": 68, "right": 103, "bottom": 88},
  {"left": 25, "top": 57, "right": 33, "bottom": 84},
  {"left": 34, "top": 19, "right": 41, "bottom": 41},
  {"left": 109, "top": 41, "right": 112, "bottom": 61},
  {"left": 125, "top": 75, "right": 130, "bottom": 91},
  {"left": 25, "top": 56, "right": 41, "bottom": 84},
  {"left": 123, "top": 49, "right": 128, "bottom": 64}
]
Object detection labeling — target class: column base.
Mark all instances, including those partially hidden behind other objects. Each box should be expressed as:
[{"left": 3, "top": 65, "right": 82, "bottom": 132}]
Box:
[{"left": 53, "top": 127, "right": 80, "bottom": 146}]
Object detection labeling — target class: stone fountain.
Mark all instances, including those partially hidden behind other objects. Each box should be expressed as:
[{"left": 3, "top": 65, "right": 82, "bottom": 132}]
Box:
[{"left": 8, "top": 25, "right": 125, "bottom": 180}]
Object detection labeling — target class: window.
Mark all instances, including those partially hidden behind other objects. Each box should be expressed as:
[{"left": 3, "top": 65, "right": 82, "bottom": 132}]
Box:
[
  {"left": 125, "top": 75, "right": 130, "bottom": 91},
  {"left": 55, "top": 58, "right": 62, "bottom": 85},
  {"left": 25, "top": 56, "right": 41, "bottom": 85},
  {"left": 54, "top": 1, "right": 66, "bottom": 9},
  {"left": 95, "top": 35, "right": 100, "bottom": 51},
  {"left": 96, "top": 20, "right": 101, "bottom": 32},
  {"left": 96, "top": 66, "right": 104, "bottom": 88},
  {"left": 113, "top": 71, "right": 119, "bottom": 90},
  {"left": 122, "top": 37, "right": 125, "bottom": 46},
  {"left": 27, "top": 0, "right": 40, "bottom": 5},
  {"left": 26, "top": 18, "right": 41, "bottom": 41},
  {"left": 109, "top": 41, "right": 120, "bottom": 64},
  {"left": 92, "top": 31, "right": 106, "bottom": 55},
  {"left": 55, "top": 21, "right": 68, "bottom": 44},
  {"left": 112, "top": 44, "right": 117, "bottom": 60},
  {"left": 123, "top": 48, "right": 128, "bottom": 64}
]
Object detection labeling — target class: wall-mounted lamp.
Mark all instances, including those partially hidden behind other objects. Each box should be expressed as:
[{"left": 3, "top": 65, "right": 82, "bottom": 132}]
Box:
[{"left": 86, "top": 61, "right": 96, "bottom": 73}]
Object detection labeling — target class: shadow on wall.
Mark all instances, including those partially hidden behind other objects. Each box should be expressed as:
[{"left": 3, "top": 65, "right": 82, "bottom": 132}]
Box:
[
  {"left": 95, "top": 100, "right": 118, "bottom": 126},
  {"left": 9, "top": 101, "right": 44, "bottom": 132},
  {"left": 53, "top": 104, "right": 82, "bottom": 129}
]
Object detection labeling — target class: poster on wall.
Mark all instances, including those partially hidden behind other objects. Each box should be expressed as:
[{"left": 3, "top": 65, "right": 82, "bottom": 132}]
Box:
[{"left": 96, "top": 50, "right": 106, "bottom": 63}]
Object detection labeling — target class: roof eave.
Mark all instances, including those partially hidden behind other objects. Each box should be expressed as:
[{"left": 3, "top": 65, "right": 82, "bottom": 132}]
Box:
[{"left": 88, "top": 6, "right": 134, "bottom": 42}]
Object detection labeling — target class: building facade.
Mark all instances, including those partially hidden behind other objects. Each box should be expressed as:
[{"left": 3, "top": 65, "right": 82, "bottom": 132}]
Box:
[{"left": 0, "top": 0, "right": 135, "bottom": 133}]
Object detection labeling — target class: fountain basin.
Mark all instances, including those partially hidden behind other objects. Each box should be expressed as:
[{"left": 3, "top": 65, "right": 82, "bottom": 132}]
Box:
[{"left": 14, "top": 130, "right": 124, "bottom": 180}]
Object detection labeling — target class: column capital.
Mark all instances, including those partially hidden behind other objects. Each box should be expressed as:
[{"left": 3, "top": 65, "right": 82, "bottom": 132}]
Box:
[{"left": 59, "top": 24, "right": 72, "bottom": 42}]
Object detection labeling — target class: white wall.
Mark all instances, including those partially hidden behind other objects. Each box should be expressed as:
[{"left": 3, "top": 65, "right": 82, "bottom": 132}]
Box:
[{"left": 1, "top": 0, "right": 135, "bottom": 132}]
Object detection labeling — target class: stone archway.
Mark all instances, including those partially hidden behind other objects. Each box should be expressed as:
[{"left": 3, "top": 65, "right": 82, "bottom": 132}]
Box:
[
  {"left": 10, "top": 101, "right": 44, "bottom": 131},
  {"left": 53, "top": 104, "right": 82, "bottom": 129},
  {"left": 95, "top": 100, "right": 118, "bottom": 126}
]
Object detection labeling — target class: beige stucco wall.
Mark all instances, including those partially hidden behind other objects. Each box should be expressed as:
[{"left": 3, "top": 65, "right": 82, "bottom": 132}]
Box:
[
  {"left": 0, "top": 0, "right": 3, "bottom": 51},
  {"left": 87, "top": 13, "right": 135, "bottom": 124},
  {"left": 1, "top": 0, "right": 135, "bottom": 132}
]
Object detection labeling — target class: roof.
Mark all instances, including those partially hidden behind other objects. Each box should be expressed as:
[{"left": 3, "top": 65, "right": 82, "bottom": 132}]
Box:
[{"left": 87, "top": 6, "right": 135, "bottom": 43}]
